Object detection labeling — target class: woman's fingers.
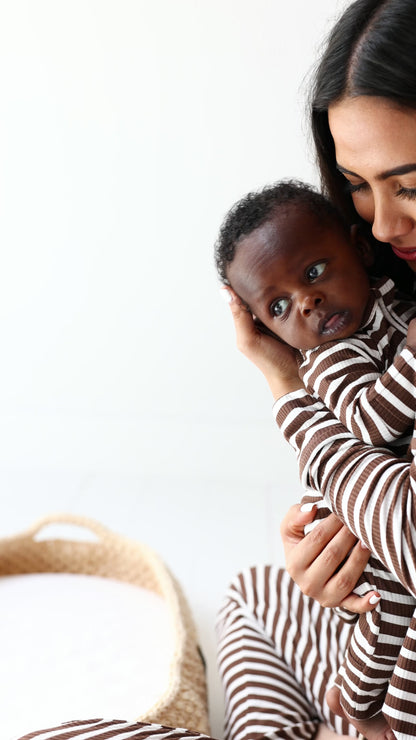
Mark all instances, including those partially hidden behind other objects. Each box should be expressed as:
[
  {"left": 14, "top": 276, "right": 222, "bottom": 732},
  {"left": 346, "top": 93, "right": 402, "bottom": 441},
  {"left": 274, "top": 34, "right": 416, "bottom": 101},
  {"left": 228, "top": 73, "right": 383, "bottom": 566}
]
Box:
[
  {"left": 339, "top": 588, "right": 381, "bottom": 614},
  {"left": 280, "top": 503, "right": 317, "bottom": 552},
  {"left": 221, "top": 287, "right": 302, "bottom": 398},
  {"left": 224, "top": 288, "right": 262, "bottom": 360},
  {"left": 334, "top": 539, "right": 380, "bottom": 613},
  {"left": 309, "top": 534, "right": 373, "bottom": 608},
  {"left": 286, "top": 513, "right": 348, "bottom": 577},
  {"left": 284, "top": 513, "right": 373, "bottom": 609}
]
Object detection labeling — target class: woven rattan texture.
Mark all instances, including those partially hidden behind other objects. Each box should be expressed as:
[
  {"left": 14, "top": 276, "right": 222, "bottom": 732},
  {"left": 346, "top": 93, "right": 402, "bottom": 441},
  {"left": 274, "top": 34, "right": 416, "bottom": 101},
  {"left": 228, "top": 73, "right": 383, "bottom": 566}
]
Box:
[{"left": 0, "top": 514, "right": 210, "bottom": 734}]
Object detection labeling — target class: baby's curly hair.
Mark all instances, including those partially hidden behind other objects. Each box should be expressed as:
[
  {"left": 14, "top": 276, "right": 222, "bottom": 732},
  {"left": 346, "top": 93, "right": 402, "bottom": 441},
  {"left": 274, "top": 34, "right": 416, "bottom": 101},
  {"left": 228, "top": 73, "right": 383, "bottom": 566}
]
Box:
[{"left": 214, "top": 179, "right": 347, "bottom": 285}]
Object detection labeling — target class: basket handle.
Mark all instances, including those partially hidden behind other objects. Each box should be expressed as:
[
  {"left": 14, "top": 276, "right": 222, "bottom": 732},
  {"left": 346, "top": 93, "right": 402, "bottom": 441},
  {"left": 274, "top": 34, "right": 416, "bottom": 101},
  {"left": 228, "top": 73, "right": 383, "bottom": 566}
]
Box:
[{"left": 16, "top": 513, "right": 116, "bottom": 543}]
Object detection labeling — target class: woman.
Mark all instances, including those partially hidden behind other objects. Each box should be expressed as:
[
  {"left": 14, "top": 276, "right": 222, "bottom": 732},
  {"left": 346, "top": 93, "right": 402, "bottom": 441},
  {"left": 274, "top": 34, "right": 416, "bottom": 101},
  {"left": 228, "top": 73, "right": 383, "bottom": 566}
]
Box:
[{"left": 218, "top": 1, "right": 416, "bottom": 739}]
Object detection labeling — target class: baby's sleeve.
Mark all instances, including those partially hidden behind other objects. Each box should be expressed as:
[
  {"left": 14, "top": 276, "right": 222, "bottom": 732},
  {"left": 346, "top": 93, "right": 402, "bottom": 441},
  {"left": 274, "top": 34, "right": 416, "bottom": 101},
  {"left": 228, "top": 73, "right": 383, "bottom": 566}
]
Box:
[{"left": 300, "top": 343, "right": 416, "bottom": 447}]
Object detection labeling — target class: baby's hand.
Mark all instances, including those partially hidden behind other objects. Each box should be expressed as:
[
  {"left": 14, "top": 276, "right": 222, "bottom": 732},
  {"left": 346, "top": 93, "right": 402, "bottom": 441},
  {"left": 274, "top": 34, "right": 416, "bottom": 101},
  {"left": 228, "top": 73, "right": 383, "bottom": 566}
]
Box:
[{"left": 406, "top": 317, "right": 416, "bottom": 351}]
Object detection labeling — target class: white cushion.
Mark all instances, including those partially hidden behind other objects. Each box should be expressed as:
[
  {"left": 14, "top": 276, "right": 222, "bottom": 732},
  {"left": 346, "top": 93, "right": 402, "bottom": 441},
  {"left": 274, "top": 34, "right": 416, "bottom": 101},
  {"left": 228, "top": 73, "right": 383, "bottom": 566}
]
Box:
[{"left": 1, "top": 572, "right": 174, "bottom": 739}]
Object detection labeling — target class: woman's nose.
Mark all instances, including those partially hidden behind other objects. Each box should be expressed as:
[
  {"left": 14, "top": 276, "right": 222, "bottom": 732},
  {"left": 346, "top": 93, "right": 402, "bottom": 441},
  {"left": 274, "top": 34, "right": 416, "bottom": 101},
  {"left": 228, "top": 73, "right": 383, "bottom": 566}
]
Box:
[
  {"left": 300, "top": 293, "right": 323, "bottom": 316},
  {"left": 371, "top": 199, "right": 415, "bottom": 244}
]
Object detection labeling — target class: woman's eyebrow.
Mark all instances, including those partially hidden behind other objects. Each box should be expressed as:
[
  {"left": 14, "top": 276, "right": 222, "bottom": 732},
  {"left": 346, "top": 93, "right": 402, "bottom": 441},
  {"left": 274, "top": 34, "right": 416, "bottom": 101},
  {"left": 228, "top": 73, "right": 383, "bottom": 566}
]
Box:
[{"left": 336, "top": 162, "right": 416, "bottom": 180}]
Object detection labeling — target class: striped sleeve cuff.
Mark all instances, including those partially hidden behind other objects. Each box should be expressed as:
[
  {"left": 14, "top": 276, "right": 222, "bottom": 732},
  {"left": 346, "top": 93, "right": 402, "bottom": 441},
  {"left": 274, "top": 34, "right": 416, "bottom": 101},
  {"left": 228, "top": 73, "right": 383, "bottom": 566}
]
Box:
[{"left": 272, "top": 388, "right": 310, "bottom": 420}]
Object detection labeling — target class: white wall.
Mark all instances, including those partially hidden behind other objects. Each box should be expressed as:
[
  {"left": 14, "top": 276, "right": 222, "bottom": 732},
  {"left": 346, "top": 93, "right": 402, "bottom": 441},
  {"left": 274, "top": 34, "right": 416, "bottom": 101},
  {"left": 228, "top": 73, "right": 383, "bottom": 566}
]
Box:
[{"left": 0, "top": 0, "right": 351, "bottom": 734}]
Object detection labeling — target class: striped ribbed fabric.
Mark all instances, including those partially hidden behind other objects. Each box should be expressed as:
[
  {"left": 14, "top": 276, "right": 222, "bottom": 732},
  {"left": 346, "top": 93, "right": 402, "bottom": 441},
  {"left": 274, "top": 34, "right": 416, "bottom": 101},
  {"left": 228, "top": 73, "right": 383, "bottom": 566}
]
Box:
[
  {"left": 216, "top": 565, "right": 358, "bottom": 740},
  {"left": 15, "top": 719, "right": 214, "bottom": 740},
  {"left": 275, "top": 390, "right": 416, "bottom": 738},
  {"left": 272, "top": 277, "right": 416, "bottom": 733},
  {"left": 299, "top": 278, "right": 416, "bottom": 453}
]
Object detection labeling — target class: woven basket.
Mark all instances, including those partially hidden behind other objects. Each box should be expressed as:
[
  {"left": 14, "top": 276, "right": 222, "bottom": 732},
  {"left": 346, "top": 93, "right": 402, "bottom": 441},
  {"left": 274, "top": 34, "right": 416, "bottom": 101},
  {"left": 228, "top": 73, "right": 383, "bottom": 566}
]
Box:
[{"left": 0, "top": 513, "right": 210, "bottom": 734}]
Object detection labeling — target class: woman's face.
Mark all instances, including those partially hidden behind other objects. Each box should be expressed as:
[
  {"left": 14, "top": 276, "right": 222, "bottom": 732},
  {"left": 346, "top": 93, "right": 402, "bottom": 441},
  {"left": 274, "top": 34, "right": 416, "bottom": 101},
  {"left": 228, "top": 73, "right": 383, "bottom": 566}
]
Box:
[{"left": 329, "top": 96, "right": 416, "bottom": 271}]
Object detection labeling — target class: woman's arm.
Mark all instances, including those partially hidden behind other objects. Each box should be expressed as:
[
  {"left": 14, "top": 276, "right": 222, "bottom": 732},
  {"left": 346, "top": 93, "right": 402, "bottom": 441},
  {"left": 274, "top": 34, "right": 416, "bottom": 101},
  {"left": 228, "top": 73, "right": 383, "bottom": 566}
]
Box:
[{"left": 275, "top": 390, "right": 416, "bottom": 596}]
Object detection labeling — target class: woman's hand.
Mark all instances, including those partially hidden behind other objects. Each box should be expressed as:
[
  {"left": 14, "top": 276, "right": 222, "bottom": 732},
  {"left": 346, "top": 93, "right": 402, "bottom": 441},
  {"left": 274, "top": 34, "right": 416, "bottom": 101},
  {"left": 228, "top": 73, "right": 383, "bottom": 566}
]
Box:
[
  {"left": 281, "top": 504, "right": 380, "bottom": 613},
  {"left": 223, "top": 287, "right": 303, "bottom": 399}
]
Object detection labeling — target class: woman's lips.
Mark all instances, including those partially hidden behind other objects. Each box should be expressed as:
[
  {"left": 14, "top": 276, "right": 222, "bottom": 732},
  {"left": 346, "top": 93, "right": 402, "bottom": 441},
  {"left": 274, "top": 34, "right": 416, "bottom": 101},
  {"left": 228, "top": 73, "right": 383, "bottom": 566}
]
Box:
[{"left": 391, "top": 244, "right": 416, "bottom": 261}]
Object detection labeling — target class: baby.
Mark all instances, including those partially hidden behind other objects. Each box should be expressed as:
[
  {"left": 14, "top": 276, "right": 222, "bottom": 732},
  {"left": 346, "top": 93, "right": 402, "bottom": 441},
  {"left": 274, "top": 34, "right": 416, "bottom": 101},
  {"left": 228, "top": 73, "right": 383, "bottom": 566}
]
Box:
[{"left": 215, "top": 179, "right": 416, "bottom": 733}]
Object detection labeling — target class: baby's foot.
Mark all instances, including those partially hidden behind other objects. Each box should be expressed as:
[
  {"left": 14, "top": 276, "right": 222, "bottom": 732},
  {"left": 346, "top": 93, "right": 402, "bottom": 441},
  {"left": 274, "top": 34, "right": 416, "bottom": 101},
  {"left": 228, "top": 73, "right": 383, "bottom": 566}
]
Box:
[{"left": 325, "top": 686, "right": 395, "bottom": 740}]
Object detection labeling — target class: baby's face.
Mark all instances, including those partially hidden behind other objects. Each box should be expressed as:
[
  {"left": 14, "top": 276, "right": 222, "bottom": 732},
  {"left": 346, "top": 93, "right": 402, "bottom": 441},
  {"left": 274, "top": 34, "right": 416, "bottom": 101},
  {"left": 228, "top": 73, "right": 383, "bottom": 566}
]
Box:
[{"left": 226, "top": 206, "right": 371, "bottom": 352}]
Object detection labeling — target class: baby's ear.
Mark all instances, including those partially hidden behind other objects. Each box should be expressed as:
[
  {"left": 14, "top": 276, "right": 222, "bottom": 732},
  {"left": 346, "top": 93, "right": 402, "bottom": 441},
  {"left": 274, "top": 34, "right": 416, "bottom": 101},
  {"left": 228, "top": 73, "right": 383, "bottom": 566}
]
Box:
[{"left": 350, "top": 223, "right": 374, "bottom": 267}]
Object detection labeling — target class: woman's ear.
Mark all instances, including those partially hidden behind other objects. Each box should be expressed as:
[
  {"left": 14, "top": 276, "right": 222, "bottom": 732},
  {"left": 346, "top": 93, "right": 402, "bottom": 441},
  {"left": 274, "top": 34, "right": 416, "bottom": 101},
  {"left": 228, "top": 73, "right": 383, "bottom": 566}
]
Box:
[{"left": 350, "top": 223, "right": 374, "bottom": 267}]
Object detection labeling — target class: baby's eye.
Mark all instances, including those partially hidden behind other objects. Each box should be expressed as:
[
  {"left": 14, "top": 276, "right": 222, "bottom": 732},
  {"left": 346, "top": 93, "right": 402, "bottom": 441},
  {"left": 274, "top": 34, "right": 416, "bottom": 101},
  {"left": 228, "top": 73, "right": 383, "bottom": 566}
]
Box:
[
  {"left": 306, "top": 261, "right": 326, "bottom": 281},
  {"left": 270, "top": 298, "right": 290, "bottom": 317}
]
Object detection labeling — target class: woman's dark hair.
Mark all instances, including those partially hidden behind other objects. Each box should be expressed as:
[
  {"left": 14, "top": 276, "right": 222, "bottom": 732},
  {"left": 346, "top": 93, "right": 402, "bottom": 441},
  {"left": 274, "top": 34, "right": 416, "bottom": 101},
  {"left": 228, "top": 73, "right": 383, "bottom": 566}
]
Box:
[
  {"left": 311, "top": 0, "right": 416, "bottom": 290},
  {"left": 215, "top": 179, "right": 347, "bottom": 285}
]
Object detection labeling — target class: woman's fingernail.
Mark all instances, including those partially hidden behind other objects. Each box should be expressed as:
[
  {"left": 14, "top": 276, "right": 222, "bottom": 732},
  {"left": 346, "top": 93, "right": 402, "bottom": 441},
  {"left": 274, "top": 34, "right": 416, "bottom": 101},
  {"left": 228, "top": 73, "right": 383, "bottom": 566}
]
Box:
[
  {"left": 220, "top": 287, "right": 232, "bottom": 304},
  {"left": 369, "top": 594, "right": 381, "bottom": 605},
  {"left": 360, "top": 541, "right": 370, "bottom": 550},
  {"left": 300, "top": 502, "right": 316, "bottom": 513}
]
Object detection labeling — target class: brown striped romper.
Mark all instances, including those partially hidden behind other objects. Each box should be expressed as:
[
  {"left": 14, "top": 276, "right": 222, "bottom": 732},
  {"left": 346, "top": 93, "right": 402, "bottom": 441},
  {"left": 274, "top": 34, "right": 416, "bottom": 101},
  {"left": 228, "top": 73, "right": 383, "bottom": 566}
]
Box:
[
  {"left": 295, "top": 276, "right": 416, "bottom": 730},
  {"left": 273, "top": 303, "right": 416, "bottom": 739}
]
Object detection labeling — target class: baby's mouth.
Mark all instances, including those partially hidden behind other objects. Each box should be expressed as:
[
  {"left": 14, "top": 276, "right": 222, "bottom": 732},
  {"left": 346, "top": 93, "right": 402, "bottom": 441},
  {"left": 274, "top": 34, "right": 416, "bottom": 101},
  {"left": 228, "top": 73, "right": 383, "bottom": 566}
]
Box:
[{"left": 319, "top": 311, "right": 350, "bottom": 337}]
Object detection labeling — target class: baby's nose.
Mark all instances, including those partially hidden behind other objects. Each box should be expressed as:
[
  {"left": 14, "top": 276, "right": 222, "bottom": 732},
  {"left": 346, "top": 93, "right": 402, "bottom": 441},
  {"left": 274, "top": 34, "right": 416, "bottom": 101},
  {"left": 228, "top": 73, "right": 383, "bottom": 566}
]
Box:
[{"left": 300, "top": 293, "right": 323, "bottom": 316}]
